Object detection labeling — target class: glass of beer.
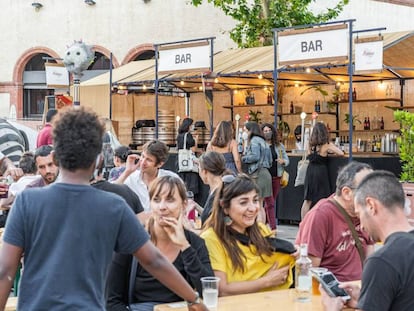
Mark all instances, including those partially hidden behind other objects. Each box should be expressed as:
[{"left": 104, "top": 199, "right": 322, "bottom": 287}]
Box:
[{"left": 310, "top": 267, "right": 328, "bottom": 295}]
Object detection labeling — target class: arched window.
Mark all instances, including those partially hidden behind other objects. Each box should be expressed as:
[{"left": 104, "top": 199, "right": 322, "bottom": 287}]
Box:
[
  {"left": 23, "top": 53, "right": 56, "bottom": 119},
  {"left": 133, "top": 50, "right": 155, "bottom": 61},
  {"left": 87, "top": 52, "right": 112, "bottom": 70}
]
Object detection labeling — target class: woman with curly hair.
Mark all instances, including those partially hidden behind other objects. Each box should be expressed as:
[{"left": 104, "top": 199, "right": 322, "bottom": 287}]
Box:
[{"left": 301, "top": 122, "right": 344, "bottom": 219}]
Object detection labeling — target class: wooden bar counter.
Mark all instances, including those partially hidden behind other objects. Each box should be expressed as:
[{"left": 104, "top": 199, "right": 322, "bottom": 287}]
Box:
[{"left": 154, "top": 289, "right": 353, "bottom": 311}]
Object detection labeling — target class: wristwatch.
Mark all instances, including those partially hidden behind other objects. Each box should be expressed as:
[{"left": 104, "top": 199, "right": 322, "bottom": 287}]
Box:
[{"left": 186, "top": 291, "right": 201, "bottom": 306}]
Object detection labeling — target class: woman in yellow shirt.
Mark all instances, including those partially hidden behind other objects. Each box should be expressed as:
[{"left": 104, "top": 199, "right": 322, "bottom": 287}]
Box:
[{"left": 201, "top": 174, "right": 296, "bottom": 296}]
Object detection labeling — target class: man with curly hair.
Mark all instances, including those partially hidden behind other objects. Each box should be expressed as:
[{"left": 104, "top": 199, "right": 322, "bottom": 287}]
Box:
[{"left": 0, "top": 107, "right": 207, "bottom": 311}]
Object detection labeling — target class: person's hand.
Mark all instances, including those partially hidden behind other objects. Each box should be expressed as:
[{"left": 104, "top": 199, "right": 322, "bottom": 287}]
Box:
[
  {"left": 4, "top": 167, "right": 23, "bottom": 181},
  {"left": 276, "top": 159, "right": 284, "bottom": 165},
  {"left": 161, "top": 214, "right": 189, "bottom": 250},
  {"left": 339, "top": 282, "right": 360, "bottom": 308},
  {"left": 188, "top": 302, "right": 209, "bottom": 311},
  {"left": 263, "top": 263, "right": 289, "bottom": 287},
  {"left": 125, "top": 154, "right": 140, "bottom": 173},
  {"left": 290, "top": 244, "right": 300, "bottom": 260},
  {"left": 320, "top": 285, "right": 344, "bottom": 311}
]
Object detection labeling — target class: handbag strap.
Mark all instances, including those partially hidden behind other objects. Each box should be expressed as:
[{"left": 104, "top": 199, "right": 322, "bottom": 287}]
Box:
[
  {"left": 328, "top": 198, "right": 366, "bottom": 265},
  {"left": 278, "top": 147, "right": 284, "bottom": 173},
  {"left": 183, "top": 132, "right": 188, "bottom": 149}
]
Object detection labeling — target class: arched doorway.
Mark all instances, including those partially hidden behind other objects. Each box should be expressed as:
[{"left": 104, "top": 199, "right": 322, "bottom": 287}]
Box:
[
  {"left": 82, "top": 51, "right": 114, "bottom": 81},
  {"left": 23, "top": 53, "right": 56, "bottom": 119},
  {"left": 122, "top": 44, "right": 155, "bottom": 64}
]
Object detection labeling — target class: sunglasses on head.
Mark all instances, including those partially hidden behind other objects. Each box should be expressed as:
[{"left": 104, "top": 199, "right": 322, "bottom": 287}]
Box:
[{"left": 222, "top": 174, "right": 236, "bottom": 185}]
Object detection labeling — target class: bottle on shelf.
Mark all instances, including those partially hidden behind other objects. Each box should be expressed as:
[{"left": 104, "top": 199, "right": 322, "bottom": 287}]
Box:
[
  {"left": 363, "top": 117, "right": 368, "bottom": 130},
  {"left": 267, "top": 92, "right": 272, "bottom": 105},
  {"left": 372, "top": 116, "right": 378, "bottom": 130},
  {"left": 380, "top": 116, "right": 385, "bottom": 130},
  {"left": 237, "top": 130, "right": 244, "bottom": 154},
  {"left": 372, "top": 136, "right": 377, "bottom": 152},
  {"left": 295, "top": 244, "right": 312, "bottom": 302},
  {"left": 290, "top": 101, "right": 294, "bottom": 114},
  {"left": 352, "top": 88, "right": 357, "bottom": 101},
  {"left": 367, "top": 117, "right": 371, "bottom": 130},
  {"left": 376, "top": 135, "right": 382, "bottom": 152}
]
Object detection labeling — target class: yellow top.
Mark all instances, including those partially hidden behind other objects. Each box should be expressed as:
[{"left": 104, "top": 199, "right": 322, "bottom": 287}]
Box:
[{"left": 201, "top": 224, "right": 295, "bottom": 291}]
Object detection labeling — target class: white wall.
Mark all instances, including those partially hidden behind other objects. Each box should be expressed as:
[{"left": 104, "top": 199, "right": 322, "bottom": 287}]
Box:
[{"left": 0, "top": 0, "right": 237, "bottom": 82}]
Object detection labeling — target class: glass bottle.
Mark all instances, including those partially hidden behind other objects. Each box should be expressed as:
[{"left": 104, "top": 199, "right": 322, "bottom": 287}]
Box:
[
  {"left": 267, "top": 92, "right": 272, "bottom": 105},
  {"left": 295, "top": 244, "right": 312, "bottom": 302},
  {"left": 380, "top": 117, "right": 385, "bottom": 130}
]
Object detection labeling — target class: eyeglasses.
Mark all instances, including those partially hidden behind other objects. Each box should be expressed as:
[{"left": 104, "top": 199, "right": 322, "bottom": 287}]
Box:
[{"left": 222, "top": 174, "right": 236, "bottom": 185}]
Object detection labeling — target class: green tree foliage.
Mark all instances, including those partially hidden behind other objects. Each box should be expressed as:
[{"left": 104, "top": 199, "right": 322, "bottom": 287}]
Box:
[
  {"left": 394, "top": 110, "right": 414, "bottom": 181},
  {"left": 190, "top": 0, "right": 349, "bottom": 47}
]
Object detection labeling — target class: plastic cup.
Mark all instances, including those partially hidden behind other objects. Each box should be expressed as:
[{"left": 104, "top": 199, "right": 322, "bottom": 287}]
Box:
[
  {"left": 310, "top": 267, "right": 328, "bottom": 295},
  {"left": 201, "top": 276, "right": 220, "bottom": 308}
]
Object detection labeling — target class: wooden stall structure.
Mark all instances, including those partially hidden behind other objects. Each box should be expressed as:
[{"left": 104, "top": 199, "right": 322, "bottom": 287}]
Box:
[{"left": 79, "top": 31, "right": 414, "bottom": 150}]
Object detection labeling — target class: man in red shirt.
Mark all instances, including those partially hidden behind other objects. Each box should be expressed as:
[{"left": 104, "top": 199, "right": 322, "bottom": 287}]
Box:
[
  {"left": 36, "top": 109, "right": 57, "bottom": 148},
  {"left": 295, "top": 161, "right": 375, "bottom": 282}
]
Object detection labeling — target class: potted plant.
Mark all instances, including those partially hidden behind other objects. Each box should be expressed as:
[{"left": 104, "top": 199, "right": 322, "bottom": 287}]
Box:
[
  {"left": 300, "top": 85, "right": 336, "bottom": 112},
  {"left": 245, "top": 90, "right": 255, "bottom": 105},
  {"left": 343, "top": 113, "right": 361, "bottom": 130},
  {"left": 394, "top": 110, "right": 414, "bottom": 224},
  {"left": 278, "top": 120, "right": 290, "bottom": 140},
  {"left": 248, "top": 109, "right": 262, "bottom": 123}
]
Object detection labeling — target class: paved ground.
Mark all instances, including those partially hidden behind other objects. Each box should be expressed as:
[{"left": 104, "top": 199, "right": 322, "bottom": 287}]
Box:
[{"left": 276, "top": 223, "right": 299, "bottom": 244}]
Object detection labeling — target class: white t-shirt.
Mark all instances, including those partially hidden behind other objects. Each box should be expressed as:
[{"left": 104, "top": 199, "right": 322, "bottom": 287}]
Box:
[
  {"left": 124, "top": 169, "right": 179, "bottom": 211},
  {"left": 9, "top": 175, "right": 39, "bottom": 196}
]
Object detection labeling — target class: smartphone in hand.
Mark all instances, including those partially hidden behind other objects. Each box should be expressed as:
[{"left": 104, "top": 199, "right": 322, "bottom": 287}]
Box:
[{"left": 315, "top": 271, "right": 351, "bottom": 301}]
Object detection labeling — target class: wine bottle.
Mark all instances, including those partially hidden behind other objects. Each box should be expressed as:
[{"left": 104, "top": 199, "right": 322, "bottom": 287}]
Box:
[
  {"left": 295, "top": 244, "right": 312, "bottom": 302},
  {"left": 290, "top": 102, "right": 294, "bottom": 114},
  {"left": 267, "top": 92, "right": 272, "bottom": 105},
  {"left": 367, "top": 117, "right": 371, "bottom": 130},
  {"left": 352, "top": 88, "right": 357, "bottom": 101},
  {"left": 380, "top": 116, "right": 385, "bottom": 130}
]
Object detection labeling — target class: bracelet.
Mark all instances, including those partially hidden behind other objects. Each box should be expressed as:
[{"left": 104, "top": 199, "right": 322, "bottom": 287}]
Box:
[{"left": 186, "top": 291, "right": 201, "bottom": 306}]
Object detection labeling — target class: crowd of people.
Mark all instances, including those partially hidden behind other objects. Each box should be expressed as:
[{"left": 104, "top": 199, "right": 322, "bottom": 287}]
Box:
[{"left": 0, "top": 107, "right": 412, "bottom": 311}]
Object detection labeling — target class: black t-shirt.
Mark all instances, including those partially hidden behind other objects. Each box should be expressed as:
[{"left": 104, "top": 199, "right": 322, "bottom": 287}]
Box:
[{"left": 92, "top": 180, "right": 144, "bottom": 214}]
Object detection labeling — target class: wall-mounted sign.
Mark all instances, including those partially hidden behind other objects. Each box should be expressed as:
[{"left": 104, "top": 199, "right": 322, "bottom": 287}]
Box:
[
  {"left": 355, "top": 36, "right": 383, "bottom": 74},
  {"left": 45, "top": 63, "right": 69, "bottom": 88},
  {"left": 278, "top": 24, "right": 348, "bottom": 66},
  {"left": 158, "top": 42, "right": 211, "bottom": 74}
]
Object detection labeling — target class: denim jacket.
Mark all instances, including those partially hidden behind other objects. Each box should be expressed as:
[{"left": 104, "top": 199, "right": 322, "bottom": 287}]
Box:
[{"left": 242, "top": 136, "right": 272, "bottom": 174}]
